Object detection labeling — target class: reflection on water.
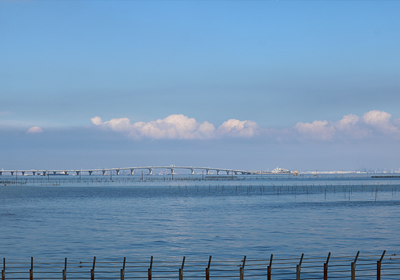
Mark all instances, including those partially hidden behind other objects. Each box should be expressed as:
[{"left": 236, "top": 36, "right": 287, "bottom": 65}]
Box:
[{"left": 1, "top": 175, "right": 399, "bottom": 259}]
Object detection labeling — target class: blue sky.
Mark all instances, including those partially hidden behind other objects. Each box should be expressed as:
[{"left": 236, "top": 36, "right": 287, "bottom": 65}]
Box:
[{"left": 1, "top": 1, "right": 400, "bottom": 171}]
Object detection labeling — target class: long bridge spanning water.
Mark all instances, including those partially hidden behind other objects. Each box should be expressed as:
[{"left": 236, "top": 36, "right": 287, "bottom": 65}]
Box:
[{"left": 0, "top": 166, "right": 263, "bottom": 176}]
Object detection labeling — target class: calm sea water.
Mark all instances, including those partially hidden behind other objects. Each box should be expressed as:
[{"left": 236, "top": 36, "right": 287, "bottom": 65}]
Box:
[{"left": 1, "top": 175, "right": 400, "bottom": 260}]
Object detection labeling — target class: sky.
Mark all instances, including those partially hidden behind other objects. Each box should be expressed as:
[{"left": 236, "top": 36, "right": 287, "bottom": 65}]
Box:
[{"left": 1, "top": 1, "right": 400, "bottom": 171}]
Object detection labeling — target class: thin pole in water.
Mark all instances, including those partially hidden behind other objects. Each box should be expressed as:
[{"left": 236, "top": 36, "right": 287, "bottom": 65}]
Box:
[
  {"left": 148, "top": 256, "right": 153, "bottom": 280},
  {"left": 30, "top": 257, "right": 33, "bottom": 280}
]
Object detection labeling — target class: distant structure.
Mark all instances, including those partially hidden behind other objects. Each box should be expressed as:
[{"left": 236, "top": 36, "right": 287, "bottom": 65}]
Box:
[
  {"left": 0, "top": 166, "right": 250, "bottom": 176},
  {"left": 271, "top": 167, "right": 291, "bottom": 174},
  {"left": 0, "top": 166, "right": 293, "bottom": 176}
]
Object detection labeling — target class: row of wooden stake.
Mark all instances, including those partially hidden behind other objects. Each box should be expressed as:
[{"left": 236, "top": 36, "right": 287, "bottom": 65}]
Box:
[{"left": 1, "top": 251, "right": 388, "bottom": 280}]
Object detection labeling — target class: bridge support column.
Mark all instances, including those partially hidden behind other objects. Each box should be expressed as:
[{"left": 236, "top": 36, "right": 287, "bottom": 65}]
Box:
[
  {"left": 10, "top": 171, "right": 14, "bottom": 176},
  {"left": 116, "top": 170, "right": 120, "bottom": 175},
  {"left": 170, "top": 168, "right": 174, "bottom": 175},
  {"left": 234, "top": 171, "right": 238, "bottom": 175},
  {"left": 21, "top": 171, "right": 25, "bottom": 176},
  {"left": 0, "top": 171, "right": 2, "bottom": 175},
  {"left": 226, "top": 171, "right": 230, "bottom": 175},
  {"left": 149, "top": 168, "right": 153, "bottom": 175},
  {"left": 102, "top": 170, "right": 106, "bottom": 175},
  {"left": 130, "top": 169, "right": 134, "bottom": 175},
  {"left": 206, "top": 169, "right": 209, "bottom": 175},
  {"left": 217, "top": 170, "right": 220, "bottom": 175},
  {"left": 43, "top": 171, "right": 47, "bottom": 176},
  {"left": 53, "top": 171, "right": 57, "bottom": 175},
  {"left": 76, "top": 171, "right": 80, "bottom": 176},
  {"left": 191, "top": 169, "right": 194, "bottom": 175},
  {"left": 32, "top": 171, "right": 35, "bottom": 176},
  {"left": 89, "top": 171, "right": 93, "bottom": 176}
]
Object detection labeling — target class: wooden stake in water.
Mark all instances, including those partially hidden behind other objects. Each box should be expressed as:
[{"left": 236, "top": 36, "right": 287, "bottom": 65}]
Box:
[
  {"left": 240, "top": 256, "right": 246, "bottom": 280},
  {"left": 148, "top": 256, "right": 153, "bottom": 280},
  {"left": 324, "top": 252, "right": 331, "bottom": 280},
  {"left": 351, "top": 251, "right": 360, "bottom": 280},
  {"left": 120, "top": 257, "right": 126, "bottom": 280},
  {"left": 267, "top": 254, "right": 273, "bottom": 280},
  {"left": 2, "top": 258, "right": 5, "bottom": 280},
  {"left": 179, "top": 256, "right": 185, "bottom": 280},
  {"left": 91, "top": 256, "right": 96, "bottom": 280},
  {"left": 62, "top": 258, "right": 67, "bottom": 280},
  {"left": 296, "top": 253, "right": 304, "bottom": 280},
  {"left": 30, "top": 257, "right": 33, "bottom": 280},
  {"left": 377, "top": 250, "right": 386, "bottom": 280},
  {"left": 205, "top": 256, "right": 212, "bottom": 280}
]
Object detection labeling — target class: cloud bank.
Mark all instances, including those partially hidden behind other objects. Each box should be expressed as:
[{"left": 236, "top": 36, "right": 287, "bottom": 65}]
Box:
[
  {"left": 91, "top": 114, "right": 259, "bottom": 139},
  {"left": 91, "top": 110, "right": 400, "bottom": 141},
  {"left": 294, "top": 110, "right": 400, "bottom": 140}
]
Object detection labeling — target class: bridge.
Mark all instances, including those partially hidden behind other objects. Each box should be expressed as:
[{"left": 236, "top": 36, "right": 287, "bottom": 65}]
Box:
[{"left": 0, "top": 166, "right": 255, "bottom": 176}]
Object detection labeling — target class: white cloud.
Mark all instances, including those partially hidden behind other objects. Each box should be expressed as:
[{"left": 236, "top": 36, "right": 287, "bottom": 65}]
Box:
[
  {"left": 362, "top": 110, "right": 399, "bottom": 133},
  {"left": 216, "top": 119, "right": 259, "bottom": 137},
  {"left": 294, "top": 110, "right": 400, "bottom": 141},
  {"left": 363, "top": 110, "right": 391, "bottom": 125},
  {"left": 27, "top": 126, "right": 43, "bottom": 134},
  {"left": 334, "top": 114, "right": 369, "bottom": 138},
  {"left": 91, "top": 110, "right": 400, "bottom": 141},
  {"left": 129, "top": 114, "right": 215, "bottom": 139},
  {"left": 335, "top": 114, "right": 359, "bottom": 131},
  {"left": 90, "top": 116, "right": 103, "bottom": 126},
  {"left": 91, "top": 116, "right": 132, "bottom": 132},
  {"left": 294, "top": 120, "right": 336, "bottom": 140},
  {"left": 91, "top": 114, "right": 259, "bottom": 139},
  {"left": 107, "top": 118, "right": 132, "bottom": 132}
]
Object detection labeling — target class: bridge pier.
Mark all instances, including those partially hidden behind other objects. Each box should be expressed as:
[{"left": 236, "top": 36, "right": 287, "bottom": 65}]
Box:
[
  {"left": 116, "top": 170, "right": 120, "bottom": 176},
  {"left": 53, "top": 171, "right": 57, "bottom": 175},
  {"left": 226, "top": 171, "right": 230, "bottom": 175},
  {"left": 0, "top": 171, "right": 2, "bottom": 175},
  {"left": 76, "top": 171, "right": 80, "bottom": 176},
  {"left": 43, "top": 171, "right": 47, "bottom": 176},
  {"left": 206, "top": 169, "right": 209, "bottom": 175},
  {"left": 130, "top": 169, "right": 134, "bottom": 175},
  {"left": 11, "top": 171, "right": 14, "bottom": 176},
  {"left": 234, "top": 171, "right": 238, "bottom": 175},
  {"left": 149, "top": 168, "right": 153, "bottom": 175},
  {"left": 89, "top": 171, "right": 93, "bottom": 175},
  {"left": 102, "top": 170, "right": 106, "bottom": 175},
  {"left": 21, "top": 171, "right": 25, "bottom": 176},
  {"left": 32, "top": 171, "right": 35, "bottom": 176},
  {"left": 170, "top": 168, "right": 174, "bottom": 175},
  {"left": 191, "top": 169, "right": 194, "bottom": 175},
  {"left": 217, "top": 170, "right": 220, "bottom": 175}
]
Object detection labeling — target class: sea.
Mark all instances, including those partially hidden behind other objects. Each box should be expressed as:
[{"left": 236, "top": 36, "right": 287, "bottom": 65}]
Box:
[{"left": 1, "top": 174, "right": 400, "bottom": 261}]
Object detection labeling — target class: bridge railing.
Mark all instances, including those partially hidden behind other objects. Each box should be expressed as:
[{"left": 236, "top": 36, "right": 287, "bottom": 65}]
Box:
[{"left": 2, "top": 251, "right": 400, "bottom": 280}]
